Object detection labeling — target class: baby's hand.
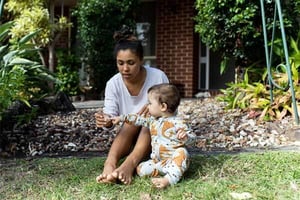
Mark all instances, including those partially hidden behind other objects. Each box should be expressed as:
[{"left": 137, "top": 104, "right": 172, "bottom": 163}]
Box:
[
  {"left": 111, "top": 116, "right": 121, "bottom": 125},
  {"left": 176, "top": 128, "right": 187, "bottom": 140}
]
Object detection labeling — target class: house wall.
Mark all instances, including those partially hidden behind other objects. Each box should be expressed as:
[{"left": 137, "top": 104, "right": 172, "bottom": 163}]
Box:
[
  {"left": 56, "top": 0, "right": 201, "bottom": 98},
  {"left": 156, "top": 0, "right": 198, "bottom": 98}
]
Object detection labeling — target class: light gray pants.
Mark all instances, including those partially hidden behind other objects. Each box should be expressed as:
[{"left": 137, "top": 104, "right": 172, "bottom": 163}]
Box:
[{"left": 136, "top": 147, "right": 190, "bottom": 185}]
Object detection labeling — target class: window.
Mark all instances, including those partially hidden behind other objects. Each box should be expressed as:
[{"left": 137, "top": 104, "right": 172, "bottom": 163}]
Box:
[
  {"left": 199, "top": 41, "right": 210, "bottom": 90},
  {"left": 136, "top": 1, "right": 156, "bottom": 67}
]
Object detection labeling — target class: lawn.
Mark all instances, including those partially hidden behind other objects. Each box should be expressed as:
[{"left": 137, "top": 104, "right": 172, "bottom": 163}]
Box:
[{"left": 1, "top": 151, "right": 300, "bottom": 200}]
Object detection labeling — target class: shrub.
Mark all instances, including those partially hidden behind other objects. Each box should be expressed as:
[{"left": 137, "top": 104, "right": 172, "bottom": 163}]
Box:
[
  {"left": 73, "top": 0, "right": 140, "bottom": 97},
  {"left": 194, "top": 0, "right": 300, "bottom": 73},
  {"left": 55, "top": 50, "right": 80, "bottom": 96},
  {"left": 0, "top": 21, "right": 56, "bottom": 121}
]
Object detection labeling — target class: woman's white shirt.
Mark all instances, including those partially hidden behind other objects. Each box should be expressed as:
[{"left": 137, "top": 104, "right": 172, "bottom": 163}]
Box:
[{"left": 103, "top": 66, "right": 169, "bottom": 116}]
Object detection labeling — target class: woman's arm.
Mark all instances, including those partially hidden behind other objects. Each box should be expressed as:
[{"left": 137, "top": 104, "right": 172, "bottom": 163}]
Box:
[{"left": 95, "top": 78, "right": 119, "bottom": 128}]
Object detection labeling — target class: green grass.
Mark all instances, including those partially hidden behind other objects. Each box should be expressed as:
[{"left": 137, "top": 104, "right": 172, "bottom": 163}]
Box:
[{"left": 1, "top": 151, "right": 300, "bottom": 200}]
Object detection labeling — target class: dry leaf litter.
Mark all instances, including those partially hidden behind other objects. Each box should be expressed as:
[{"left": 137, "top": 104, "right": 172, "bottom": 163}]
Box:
[{"left": 4, "top": 98, "right": 300, "bottom": 157}]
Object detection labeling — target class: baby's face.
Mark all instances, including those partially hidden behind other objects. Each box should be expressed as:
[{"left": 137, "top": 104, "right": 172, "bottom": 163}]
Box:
[{"left": 147, "top": 92, "right": 163, "bottom": 118}]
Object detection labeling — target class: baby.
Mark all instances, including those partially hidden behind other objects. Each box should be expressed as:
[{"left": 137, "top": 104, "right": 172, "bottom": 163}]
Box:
[{"left": 112, "top": 83, "right": 195, "bottom": 189}]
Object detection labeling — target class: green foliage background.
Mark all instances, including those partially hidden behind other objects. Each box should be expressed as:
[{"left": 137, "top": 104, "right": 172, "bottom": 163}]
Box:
[
  {"left": 194, "top": 0, "right": 300, "bottom": 73},
  {"left": 55, "top": 50, "right": 80, "bottom": 96},
  {"left": 5, "top": 0, "right": 72, "bottom": 72},
  {"left": 73, "top": 0, "right": 140, "bottom": 98},
  {"left": 0, "top": 22, "right": 56, "bottom": 120}
]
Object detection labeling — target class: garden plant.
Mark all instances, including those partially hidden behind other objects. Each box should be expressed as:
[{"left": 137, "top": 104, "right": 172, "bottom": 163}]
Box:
[{"left": 0, "top": 21, "right": 56, "bottom": 121}]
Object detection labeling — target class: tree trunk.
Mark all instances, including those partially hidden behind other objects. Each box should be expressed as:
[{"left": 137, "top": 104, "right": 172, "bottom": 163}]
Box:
[
  {"left": 48, "top": 44, "right": 55, "bottom": 73},
  {"left": 49, "top": 0, "right": 55, "bottom": 73},
  {"left": 37, "top": 49, "right": 46, "bottom": 67},
  {"left": 0, "top": 119, "right": 2, "bottom": 140}
]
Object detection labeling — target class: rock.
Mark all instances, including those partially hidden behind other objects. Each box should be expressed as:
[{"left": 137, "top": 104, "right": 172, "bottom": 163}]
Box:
[
  {"left": 34, "top": 91, "right": 75, "bottom": 114},
  {"left": 285, "top": 127, "right": 300, "bottom": 141}
]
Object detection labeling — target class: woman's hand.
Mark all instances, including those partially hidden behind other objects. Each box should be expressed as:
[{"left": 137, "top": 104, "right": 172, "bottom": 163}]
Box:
[
  {"left": 95, "top": 110, "right": 113, "bottom": 128},
  {"left": 137, "top": 104, "right": 149, "bottom": 116}
]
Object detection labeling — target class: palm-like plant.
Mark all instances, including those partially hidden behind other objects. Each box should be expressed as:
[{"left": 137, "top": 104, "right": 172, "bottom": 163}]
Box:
[
  {"left": 0, "top": 21, "right": 56, "bottom": 120},
  {"left": 218, "top": 33, "right": 300, "bottom": 121}
]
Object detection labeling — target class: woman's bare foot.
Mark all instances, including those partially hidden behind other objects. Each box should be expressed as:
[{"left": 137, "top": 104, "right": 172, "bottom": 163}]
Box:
[
  {"left": 96, "top": 173, "right": 116, "bottom": 183},
  {"left": 111, "top": 159, "right": 136, "bottom": 185},
  {"left": 96, "top": 163, "right": 117, "bottom": 183},
  {"left": 151, "top": 177, "right": 170, "bottom": 189}
]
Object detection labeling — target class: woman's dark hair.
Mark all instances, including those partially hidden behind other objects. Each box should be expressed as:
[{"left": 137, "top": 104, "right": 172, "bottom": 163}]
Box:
[
  {"left": 113, "top": 25, "right": 143, "bottom": 60},
  {"left": 148, "top": 83, "right": 181, "bottom": 113}
]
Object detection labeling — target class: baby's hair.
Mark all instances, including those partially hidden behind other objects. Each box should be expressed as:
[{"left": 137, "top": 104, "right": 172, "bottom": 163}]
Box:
[
  {"left": 148, "top": 83, "right": 181, "bottom": 113},
  {"left": 113, "top": 25, "right": 143, "bottom": 60}
]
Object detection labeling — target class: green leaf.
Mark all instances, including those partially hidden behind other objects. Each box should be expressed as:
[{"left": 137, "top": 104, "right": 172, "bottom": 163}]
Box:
[
  {"left": 290, "top": 38, "right": 299, "bottom": 54},
  {"left": 0, "top": 21, "right": 14, "bottom": 34},
  {"left": 20, "top": 99, "right": 31, "bottom": 108},
  {"left": 3, "top": 50, "right": 18, "bottom": 66},
  {"left": 18, "top": 30, "right": 41, "bottom": 46},
  {"left": 0, "top": 29, "right": 10, "bottom": 42},
  {"left": 8, "top": 57, "right": 37, "bottom": 66},
  {"left": 0, "top": 45, "right": 8, "bottom": 55},
  {"left": 244, "top": 69, "right": 249, "bottom": 84},
  {"left": 220, "top": 58, "right": 228, "bottom": 74},
  {"left": 232, "top": 92, "right": 243, "bottom": 109}
]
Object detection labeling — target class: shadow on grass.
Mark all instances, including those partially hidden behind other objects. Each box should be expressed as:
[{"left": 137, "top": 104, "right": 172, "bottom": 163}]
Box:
[{"left": 185, "top": 154, "right": 230, "bottom": 181}]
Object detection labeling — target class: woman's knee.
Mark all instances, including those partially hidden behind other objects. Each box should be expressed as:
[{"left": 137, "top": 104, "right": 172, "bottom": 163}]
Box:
[
  {"left": 135, "top": 128, "right": 151, "bottom": 152},
  {"left": 118, "top": 124, "right": 141, "bottom": 141}
]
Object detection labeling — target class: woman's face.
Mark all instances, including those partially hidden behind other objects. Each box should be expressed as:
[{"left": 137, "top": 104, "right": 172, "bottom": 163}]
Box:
[{"left": 116, "top": 49, "right": 143, "bottom": 82}]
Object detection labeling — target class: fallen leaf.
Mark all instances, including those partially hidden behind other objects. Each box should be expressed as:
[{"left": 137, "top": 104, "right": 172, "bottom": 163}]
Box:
[
  {"left": 229, "top": 192, "right": 252, "bottom": 200},
  {"left": 290, "top": 181, "right": 299, "bottom": 191},
  {"left": 140, "top": 193, "right": 152, "bottom": 200}
]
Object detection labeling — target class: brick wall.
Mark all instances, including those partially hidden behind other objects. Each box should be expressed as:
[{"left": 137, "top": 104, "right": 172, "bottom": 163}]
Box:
[{"left": 156, "top": 0, "right": 198, "bottom": 98}]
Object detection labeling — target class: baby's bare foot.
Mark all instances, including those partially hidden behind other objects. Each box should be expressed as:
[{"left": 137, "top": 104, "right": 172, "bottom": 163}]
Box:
[{"left": 151, "top": 177, "right": 170, "bottom": 189}]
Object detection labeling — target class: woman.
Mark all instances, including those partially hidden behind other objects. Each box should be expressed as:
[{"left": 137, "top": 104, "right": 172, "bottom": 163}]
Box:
[{"left": 95, "top": 26, "right": 169, "bottom": 185}]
